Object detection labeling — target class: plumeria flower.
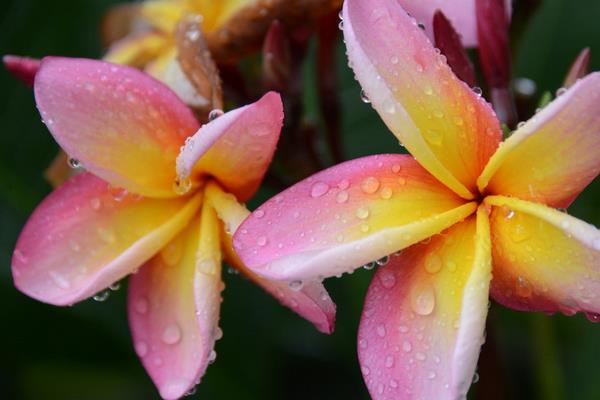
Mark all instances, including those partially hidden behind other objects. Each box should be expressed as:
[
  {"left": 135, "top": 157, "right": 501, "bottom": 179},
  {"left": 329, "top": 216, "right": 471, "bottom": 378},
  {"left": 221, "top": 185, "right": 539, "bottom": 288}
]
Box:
[
  {"left": 11, "top": 57, "right": 335, "bottom": 399},
  {"left": 233, "top": 0, "right": 600, "bottom": 398},
  {"left": 104, "top": 0, "right": 342, "bottom": 104},
  {"left": 397, "top": 0, "right": 511, "bottom": 47}
]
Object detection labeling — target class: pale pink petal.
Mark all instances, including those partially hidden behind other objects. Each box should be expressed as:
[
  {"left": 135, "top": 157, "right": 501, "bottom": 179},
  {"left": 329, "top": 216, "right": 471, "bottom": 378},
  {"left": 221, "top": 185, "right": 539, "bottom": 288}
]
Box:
[
  {"left": 397, "top": 0, "right": 512, "bottom": 47},
  {"left": 358, "top": 207, "right": 492, "bottom": 399},
  {"left": 128, "top": 215, "right": 223, "bottom": 400},
  {"left": 205, "top": 181, "right": 336, "bottom": 333},
  {"left": 176, "top": 92, "right": 284, "bottom": 201},
  {"left": 12, "top": 173, "right": 202, "bottom": 306},
  {"left": 234, "top": 154, "right": 475, "bottom": 282},
  {"left": 34, "top": 57, "right": 200, "bottom": 198},
  {"left": 478, "top": 73, "right": 600, "bottom": 208},
  {"left": 342, "top": 0, "right": 502, "bottom": 199},
  {"left": 486, "top": 196, "right": 600, "bottom": 316}
]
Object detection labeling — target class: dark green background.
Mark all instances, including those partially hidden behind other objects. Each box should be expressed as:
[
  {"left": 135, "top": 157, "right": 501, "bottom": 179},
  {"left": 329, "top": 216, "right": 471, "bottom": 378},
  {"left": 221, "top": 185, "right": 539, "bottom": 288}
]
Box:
[{"left": 2, "top": 0, "right": 600, "bottom": 399}]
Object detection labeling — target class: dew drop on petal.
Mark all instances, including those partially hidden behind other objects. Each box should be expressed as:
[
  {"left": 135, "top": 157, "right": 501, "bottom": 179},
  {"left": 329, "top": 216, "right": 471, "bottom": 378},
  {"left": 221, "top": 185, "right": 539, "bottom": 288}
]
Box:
[
  {"left": 410, "top": 283, "right": 436, "bottom": 316},
  {"left": 162, "top": 323, "right": 182, "bottom": 345},
  {"left": 361, "top": 177, "right": 380, "bottom": 194},
  {"left": 208, "top": 109, "right": 224, "bottom": 121},
  {"left": 310, "top": 181, "right": 330, "bottom": 198},
  {"left": 288, "top": 280, "right": 304, "bottom": 291},
  {"left": 355, "top": 207, "right": 370, "bottom": 220}
]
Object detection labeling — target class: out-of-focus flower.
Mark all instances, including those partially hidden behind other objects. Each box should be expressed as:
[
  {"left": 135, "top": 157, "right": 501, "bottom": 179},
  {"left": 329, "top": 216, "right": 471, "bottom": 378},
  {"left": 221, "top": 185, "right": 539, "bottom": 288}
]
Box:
[
  {"left": 397, "top": 0, "right": 512, "bottom": 47},
  {"left": 11, "top": 57, "right": 335, "bottom": 399},
  {"left": 564, "top": 47, "right": 591, "bottom": 88},
  {"left": 233, "top": 0, "right": 600, "bottom": 398},
  {"left": 104, "top": 0, "right": 341, "bottom": 107}
]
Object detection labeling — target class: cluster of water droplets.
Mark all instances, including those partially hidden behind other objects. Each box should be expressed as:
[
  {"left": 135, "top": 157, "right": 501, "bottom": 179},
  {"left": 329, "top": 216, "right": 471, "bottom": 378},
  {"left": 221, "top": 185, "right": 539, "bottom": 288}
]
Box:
[{"left": 92, "top": 281, "right": 121, "bottom": 302}]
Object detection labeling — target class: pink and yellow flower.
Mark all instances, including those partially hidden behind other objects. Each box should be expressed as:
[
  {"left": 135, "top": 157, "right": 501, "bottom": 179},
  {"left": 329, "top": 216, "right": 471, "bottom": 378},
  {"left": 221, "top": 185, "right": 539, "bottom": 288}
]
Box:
[
  {"left": 12, "top": 57, "right": 335, "bottom": 399},
  {"left": 233, "top": 0, "right": 600, "bottom": 398}
]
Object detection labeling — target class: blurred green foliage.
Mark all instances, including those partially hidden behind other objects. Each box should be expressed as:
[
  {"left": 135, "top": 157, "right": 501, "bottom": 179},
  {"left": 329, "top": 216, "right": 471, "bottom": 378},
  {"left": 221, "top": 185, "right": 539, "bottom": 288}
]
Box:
[{"left": 2, "top": 0, "right": 600, "bottom": 399}]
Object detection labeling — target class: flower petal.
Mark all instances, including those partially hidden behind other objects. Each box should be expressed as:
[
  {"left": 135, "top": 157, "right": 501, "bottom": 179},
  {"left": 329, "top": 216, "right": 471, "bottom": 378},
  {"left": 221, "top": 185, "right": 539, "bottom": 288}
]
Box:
[
  {"left": 103, "top": 32, "right": 169, "bottom": 68},
  {"left": 234, "top": 154, "right": 476, "bottom": 282},
  {"left": 128, "top": 204, "right": 222, "bottom": 400},
  {"left": 139, "top": 0, "right": 186, "bottom": 34},
  {"left": 398, "top": 0, "right": 512, "bottom": 48},
  {"left": 176, "top": 92, "right": 283, "bottom": 201},
  {"left": 485, "top": 195, "right": 600, "bottom": 315},
  {"left": 34, "top": 57, "right": 200, "bottom": 198},
  {"left": 3, "top": 55, "right": 40, "bottom": 87},
  {"left": 478, "top": 73, "right": 600, "bottom": 208},
  {"left": 358, "top": 206, "right": 492, "bottom": 400},
  {"left": 205, "top": 181, "right": 336, "bottom": 334},
  {"left": 342, "top": 0, "right": 502, "bottom": 199},
  {"left": 11, "top": 173, "right": 202, "bottom": 306}
]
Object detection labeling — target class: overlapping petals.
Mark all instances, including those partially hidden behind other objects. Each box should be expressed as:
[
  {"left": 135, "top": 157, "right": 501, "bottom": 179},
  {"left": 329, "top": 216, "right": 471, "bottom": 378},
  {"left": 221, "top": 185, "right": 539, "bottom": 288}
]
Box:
[
  {"left": 12, "top": 173, "right": 202, "bottom": 306},
  {"left": 34, "top": 57, "right": 200, "bottom": 198},
  {"left": 235, "top": 154, "right": 476, "bottom": 281},
  {"left": 397, "top": 0, "right": 512, "bottom": 47},
  {"left": 177, "top": 92, "right": 284, "bottom": 201},
  {"left": 206, "top": 182, "right": 336, "bottom": 334},
  {"left": 478, "top": 73, "right": 600, "bottom": 208},
  {"left": 486, "top": 196, "right": 600, "bottom": 314},
  {"left": 358, "top": 207, "right": 491, "bottom": 400},
  {"left": 342, "top": 0, "right": 502, "bottom": 199}
]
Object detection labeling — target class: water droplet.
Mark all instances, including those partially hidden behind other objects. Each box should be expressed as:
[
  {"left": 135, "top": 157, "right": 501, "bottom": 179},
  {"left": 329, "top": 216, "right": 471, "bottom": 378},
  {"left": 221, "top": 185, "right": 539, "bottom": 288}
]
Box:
[
  {"left": 197, "top": 258, "right": 218, "bottom": 275},
  {"left": 392, "top": 164, "right": 401, "bottom": 174},
  {"left": 361, "top": 366, "right": 370, "bottom": 376},
  {"left": 517, "top": 121, "right": 526, "bottom": 129},
  {"left": 90, "top": 197, "right": 101, "bottom": 210},
  {"left": 424, "top": 129, "right": 443, "bottom": 146},
  {"left": 415, "top": 352, "right": 426, "bottom": 361},
  {"left": 49, "top": 271, "right": 70, "bottom": 289},
  {"left": 257, "top": 236, "right": 268, "bottom": 246},
  {"left": 402, "top": 341, "right": 412, "bottom": 352},
  {"left": 355, "top": 207, "right": 370, "bottom": 219},
  {"left": 360, "top": 223, "right": 370, "bottom": 232},
  {"left": 398, "top": 177, "right": 406, "bottom": 185},
  {"left": 410, "top": 283, "right": 436, "bottom": 316},
  {"left": 472, "top": 372, "right": 480, "bottom": 383},
  {"left": 359, "top": 338, "right": 368, "bottom": 349},
  {"left": 208, "top": 109, "right": 224, "bottom": 121},
  {"left": 556, "top": 87, "right": 567, "bottom": 97},
  {"left": 585, "top": 312, "right": 600, "bottom": 323},
  {"left": 390, "top": 379, "right": 399, "bottom": 388},
  {"left": 428, "top": 371, "right": 437, "bottom": 380},
  {"left": 376, "top": 324, "right": 386, "bottom": 337},
  {"left": 376, "top": 255, "right": 390, "bottom": 266},
  {"left": 390, "top": 55, "right": 399, "bottom": 64},
  {"left": 423, "top": 85, "right": 433, "bottom": 96},
  {"left": 109, "top": 186, "right": 128, "bottom": 201},
  {"left": 515, "top": 276, "right": 532, "bottom": 297},
  {"left": 160, "top": 378, "right": 191, "bottom": 399},
  {"left": 472, "top": 87, "right": 483, "bottom": 96},
  {"left": 383, "top": 99, "right": 396, "bottom": 114},
  {"left": 338, "top": 20, "right": 344, "bottom": 30},
  {"left": 424, "top": 253, "right": 442, "bottom": 274},
  {"left": 360, "top": 90, "right": 370, "bottom": 103},
  {"left": 208, "top": 349, "right": 217, "bottom": 364},
  {"left": 289, "top": 280, "right": 304, "bottom": 291},
  {"left": 446, "top": 259, "right": 457, "bottom": 272},
  {"left": 162, "top": 323, "right": 182, "bottom": 345},
  {"left": 93, "top": 290, "right": 110, "bottom": 302},
  {"left": 510, "top": 223, "right": 531, "bottom": 243},
  {"left": 363, "top": 261, "right": 376, "bottom": 270},
  {"left": 453, "top": 116, "right": 464, "bottom": 126},
  {"left": 109, "top": 281, "right": 121, "bottom": 291},
  {"left": 398, "top": 325, "right": 409, "bottom": 333},
  {"left": 380, "top": 187, "right": 393, "bottom": 199},
  {"left": 68, "top": 158, "right": 81, "bottom": 169},
  {"left": 173, "top": 177, "right": 192, "bottom": 195},
  {"left": 385, "top": 354, "right": 395, "bottom": 368},
  {"left": 336, "top": 191, "right": 349, "bottom": 203},
  {"left": 135, "top": 297, "right": 149, "bottom": 314},
  {"left": 310, "top": 181, "right": 329, "bottom": 198},
  {"left": 379, "top": 269, "right": 396, "bottom": 288},
  {"left": 361, "top": 177, "right": 380, "bottom": 194},
  {"left": 135, "top": 341, "right": 148, "bottom": 357},
  {"left": 97, "top": 227, "right": 116, "bottom": 244},
  {"left": 255, "top": 209, "right": 265, "bottom": 218},
  {"left": 161, "top": 241, "right": 183, "bottom": 267}
]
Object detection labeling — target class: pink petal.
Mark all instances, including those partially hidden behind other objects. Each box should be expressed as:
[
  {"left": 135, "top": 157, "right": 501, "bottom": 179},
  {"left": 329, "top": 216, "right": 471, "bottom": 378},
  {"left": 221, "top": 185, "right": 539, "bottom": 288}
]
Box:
[
  {"left": 342, "top": 0, "right": 502, "bottom": 199},
  {"left": 128, "top": 215, "right": 223, "bottom": 400},
  {"left": 12, "top": 172, "right": 202, "bottom": 306},
  {"left": 3, "top": 55, "right": 40, "bottom": 87},
  {"left": 486, "top": 196, "right": 600, "bottom": 316},
  {"left": 478, "top": 73, "right": 600, "bottom": 208},
  {"left": 34, "top": 57, "right": 200, "bottom": 198},
  {"left": 176, "top": 92, "right": 284, "bottom": 201},
  {"left": 205, "top": 182, "right": 336, "bottom": 334},
  {"left": 358, "top": 207, "right": 492, "bottom": 399},
  {"left": 234, "top": 154, "right": 475, "bottom": 282},
  {"left": 397, "top": 0, "right": 512, "bottom": 47}
]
